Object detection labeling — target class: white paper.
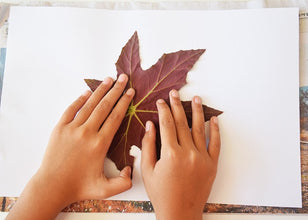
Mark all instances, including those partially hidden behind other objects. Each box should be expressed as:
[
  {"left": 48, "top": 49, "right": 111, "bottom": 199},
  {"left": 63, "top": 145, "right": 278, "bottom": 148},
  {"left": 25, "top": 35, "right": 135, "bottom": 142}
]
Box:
[{"left": 0, "top": 7, "right": 301, "bottom": 207}]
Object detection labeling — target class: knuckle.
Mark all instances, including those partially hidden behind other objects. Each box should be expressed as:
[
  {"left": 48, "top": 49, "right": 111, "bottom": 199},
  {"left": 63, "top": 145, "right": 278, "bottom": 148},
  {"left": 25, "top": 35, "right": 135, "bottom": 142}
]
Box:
[
  {"left": 83, "top": 102, "right": 96, "bottom": 112},
  {"left": 97, "top": 133, "right": 109, "bottom": 148},
  {"left": 195, "top": 104, "right": 204, "bottom": 113},
  {"left": 193, "top": 125, "right": 205, "bottom": 135},
  {"left": 108, "top": 110, "right": 122, "bottom": 121},
  {"left": 165, "top": 148, "right": 177, "bottom": 159},
  {"left": 69, "top": 96, "right": 85, "bottom": 110},
  {"left": 117, "top": 95, "right": 132, "bottom": 108},
  {"left": 97, "top": 81, "right": 110, "bottom": 91},
  {"left": 102, "top": 98, "right": 113, "bottom": 109},
  {"left": 94, "top": 86, "right": 107, "bottom": 97},
  {"left": 76, "top": 95, "right": 86, "bottom": 105},
  {"left": 188, "top": 151, "right": 198, "bottom": 163},
  {"left": 175, "top": 119, "right": 188, "bottom": 129},
  {"left": 172, "top": 98, "right": 183, "bottom": 107},
  {"left": 161, "top": 117, "right": 174, "bottom": 127},
  {"left": 77, "top": 126, "right": 91, "bottom": 139},
  {"left": 186, "top": 150, "right": 203, "bottom": 169},
  {"left": 113, "top": 81, "right": 125, "bottom": 91},
  {"left": 92, "top": 138, "right": 106, "bottom": 153}
]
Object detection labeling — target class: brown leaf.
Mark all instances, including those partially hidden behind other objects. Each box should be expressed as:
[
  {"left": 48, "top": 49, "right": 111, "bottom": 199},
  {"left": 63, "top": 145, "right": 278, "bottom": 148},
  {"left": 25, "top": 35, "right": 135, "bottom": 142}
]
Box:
[{"left": 85, "top": 31, "right": 222, "bottom": 171}]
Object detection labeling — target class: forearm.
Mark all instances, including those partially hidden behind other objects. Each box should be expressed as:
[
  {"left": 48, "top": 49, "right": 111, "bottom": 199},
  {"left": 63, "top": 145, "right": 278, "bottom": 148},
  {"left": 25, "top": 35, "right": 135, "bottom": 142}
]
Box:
[
  {"left": 154, "top": 203, "right": 203, "bottom": 220},
  {"left": 6, "top": 173, "right": 68, "bottom": 220},
  {"left": 155, "top": 210, "right": 202, "bottom": 220}
]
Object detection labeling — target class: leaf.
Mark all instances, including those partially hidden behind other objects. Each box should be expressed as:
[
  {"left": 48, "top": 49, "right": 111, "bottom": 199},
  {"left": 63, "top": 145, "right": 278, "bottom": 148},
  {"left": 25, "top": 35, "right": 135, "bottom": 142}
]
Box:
[{"left": 85, "top": 31, "right": 222, "bottom": 171}]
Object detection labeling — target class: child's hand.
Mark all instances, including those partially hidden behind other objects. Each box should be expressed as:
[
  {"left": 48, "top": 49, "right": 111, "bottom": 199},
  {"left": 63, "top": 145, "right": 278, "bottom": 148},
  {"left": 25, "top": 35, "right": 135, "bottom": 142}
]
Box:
[
  {"left": 39, "top": 74, "right": 134, "bottom": 204},
  {"left": 6, "top": 74, "right": 134, "bottom": 220},
  {"left": 141, "top": 90, "right": 220, "bottom": 220}
]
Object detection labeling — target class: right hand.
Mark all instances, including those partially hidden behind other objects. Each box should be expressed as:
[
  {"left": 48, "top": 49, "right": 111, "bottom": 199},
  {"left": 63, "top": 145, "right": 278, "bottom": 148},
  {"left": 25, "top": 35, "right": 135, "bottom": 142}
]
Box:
[{"left": 141, "top": 89, "right": 221, "bottom": 220}]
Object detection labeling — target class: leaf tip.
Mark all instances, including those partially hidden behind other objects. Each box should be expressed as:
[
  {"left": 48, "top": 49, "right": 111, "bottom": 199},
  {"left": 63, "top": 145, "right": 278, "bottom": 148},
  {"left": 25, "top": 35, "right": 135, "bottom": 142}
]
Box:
[
  {"left": 217, "top": 110, "right": 223, "bottom": 116},
  {"left": 131, "top": 31, "right": 139, "bottom": 43},
  {"left": 84, "top": 78, "right": 91, "bottom": 87},
  {"left": 84, "top": 78, "right": 102, "bottom": 92},
  {"left": 194, "top": 49, "right": 206, "bottom": 56}
]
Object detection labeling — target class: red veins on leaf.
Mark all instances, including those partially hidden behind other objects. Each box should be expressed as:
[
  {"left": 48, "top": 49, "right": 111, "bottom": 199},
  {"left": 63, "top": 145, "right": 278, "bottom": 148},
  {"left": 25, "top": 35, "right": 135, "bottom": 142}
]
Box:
[{"left": 85, "top": 32, "right": 222, "bottom": 171}]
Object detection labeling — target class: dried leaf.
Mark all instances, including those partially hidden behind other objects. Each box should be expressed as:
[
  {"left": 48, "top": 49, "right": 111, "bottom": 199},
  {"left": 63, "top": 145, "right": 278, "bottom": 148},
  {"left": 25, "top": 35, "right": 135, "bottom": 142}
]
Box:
[{"left": 85, "top": 32, "right": 222, "bottom": 170}]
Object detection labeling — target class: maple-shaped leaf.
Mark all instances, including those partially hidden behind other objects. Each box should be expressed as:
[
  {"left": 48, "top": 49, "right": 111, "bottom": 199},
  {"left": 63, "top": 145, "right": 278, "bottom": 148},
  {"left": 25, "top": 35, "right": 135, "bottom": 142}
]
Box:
[{"left": 85, "top": 32, "right": 222, "bottom": 171}]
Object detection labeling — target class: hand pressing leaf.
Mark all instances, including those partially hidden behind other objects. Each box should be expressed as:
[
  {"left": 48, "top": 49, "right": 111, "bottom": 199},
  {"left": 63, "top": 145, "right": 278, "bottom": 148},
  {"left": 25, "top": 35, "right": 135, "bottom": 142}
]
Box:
[{"left": 85, "top": 32, "right": 222, "bottom": 171}]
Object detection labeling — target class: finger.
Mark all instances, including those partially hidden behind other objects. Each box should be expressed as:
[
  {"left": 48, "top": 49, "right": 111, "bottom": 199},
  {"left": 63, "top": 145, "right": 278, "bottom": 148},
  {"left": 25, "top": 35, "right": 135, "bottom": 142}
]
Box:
[
  {"left": 208, "top": 116, "right": 221, "bottom": 164},
  {"left": 59, "top": 90, "right": 91, "bottom": 125},
  {"left": 141, "top": 121, "right": 157, "bottom": 178},
  {"left": 169, "top": 90, "right": 193, "bottom": 147},
  {"left": 191, "top": 96, "right": 207, "bottom": 154},
  {"left": 86, "top": 74, "right": 128, "bottom": 129},
  {"left": 99, "top": 88, "right": 135, "bottom": 144},
  {"left": 73, "top": 77, "right": 114, "bottom": 125},
  {"left": 102, "top": 166, "right": 132, "bottom": 198},
  {"left": 157, "top": 99, "right": 178, "bottom": 150}
]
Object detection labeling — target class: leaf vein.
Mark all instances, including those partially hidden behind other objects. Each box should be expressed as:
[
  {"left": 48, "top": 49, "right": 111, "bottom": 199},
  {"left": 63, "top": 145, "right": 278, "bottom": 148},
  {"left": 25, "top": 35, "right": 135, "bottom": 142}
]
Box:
[
  {"left": 134, "top": 51, "right": 202, "bottom": 108},
  {"left": 135, "top": 109, "right": 158, "bottom": 113},
  {"left": 134, "top": 113, "right": 145, "bottom": 128}
]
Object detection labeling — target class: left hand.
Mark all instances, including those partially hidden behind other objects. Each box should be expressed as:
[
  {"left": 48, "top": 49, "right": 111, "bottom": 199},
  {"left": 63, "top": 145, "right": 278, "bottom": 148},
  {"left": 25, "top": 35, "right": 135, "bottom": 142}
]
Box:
[
  {"left": 6, "top": 74, "right": 134, "bottom": 220},
  {"left": 39, "top": 74, "right": 134, "bottom": 204}
]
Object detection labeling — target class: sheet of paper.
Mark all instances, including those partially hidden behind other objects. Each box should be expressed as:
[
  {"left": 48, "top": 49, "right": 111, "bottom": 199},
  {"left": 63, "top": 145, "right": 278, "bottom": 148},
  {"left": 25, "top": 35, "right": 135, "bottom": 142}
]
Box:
[{"left": 0, "top": 7, "right": 301, "bottom": 207}]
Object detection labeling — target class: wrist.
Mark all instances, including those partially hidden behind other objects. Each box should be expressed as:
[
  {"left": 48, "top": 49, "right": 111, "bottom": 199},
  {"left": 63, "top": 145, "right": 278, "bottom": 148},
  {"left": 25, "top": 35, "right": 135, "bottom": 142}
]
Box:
[
  {"left": 31, "top": 170, "right": 72, "bottom": 210},
  {"left": 153, "top": 203, "right": 203, "bottom": 220},
  {"left": 6, "top": 171, "right": 70, "bottom": 220}
]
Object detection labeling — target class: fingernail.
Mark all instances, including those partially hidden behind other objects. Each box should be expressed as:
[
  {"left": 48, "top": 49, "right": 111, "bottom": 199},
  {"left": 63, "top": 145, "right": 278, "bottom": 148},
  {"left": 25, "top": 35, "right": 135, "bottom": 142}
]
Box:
[
  {"left": 171, "top": 90, "right": 179, "bottom": 98},
  {"left": 157, "top": 99, "right": 164, "bottom": 104},
  {"left": 126, "top": 88, "right": 135, "bottom": 96},
  {"left": 103, "top": 77, "right": 112, "bottom": 85},
  {"left": 194, "top": 96, "right": 202, "bottom": 104},
  {"left": 145, "top": 121, "right": 151, "bottom": 132},
  {"left": 118, "top": 74, "right": 127, "bottom": 82},
  {"left": 212, "top": 116, "right": 218, "bottom": 125}
]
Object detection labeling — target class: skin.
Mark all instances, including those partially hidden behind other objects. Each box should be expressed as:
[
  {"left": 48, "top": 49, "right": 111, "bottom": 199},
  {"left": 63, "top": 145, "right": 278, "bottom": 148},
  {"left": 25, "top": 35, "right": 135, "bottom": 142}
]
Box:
[
  {"left": 5, "top": 75, "right": 220, "bottom": 220},
  {"left": 6, "top": 74, "right": 134, "bottom": 220},
  {"left": 141, "top": 90, "right": 220, "bottom": 220}
]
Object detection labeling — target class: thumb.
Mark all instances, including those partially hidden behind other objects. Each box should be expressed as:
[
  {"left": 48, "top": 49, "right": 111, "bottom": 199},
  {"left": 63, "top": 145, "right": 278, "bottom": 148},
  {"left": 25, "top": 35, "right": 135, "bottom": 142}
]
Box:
[
  {"left": 141, "top": 121, "right": 157, "bottom": 177},
  {"left": 102, "top": 166, "right": 132, "bottom": 198}
]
